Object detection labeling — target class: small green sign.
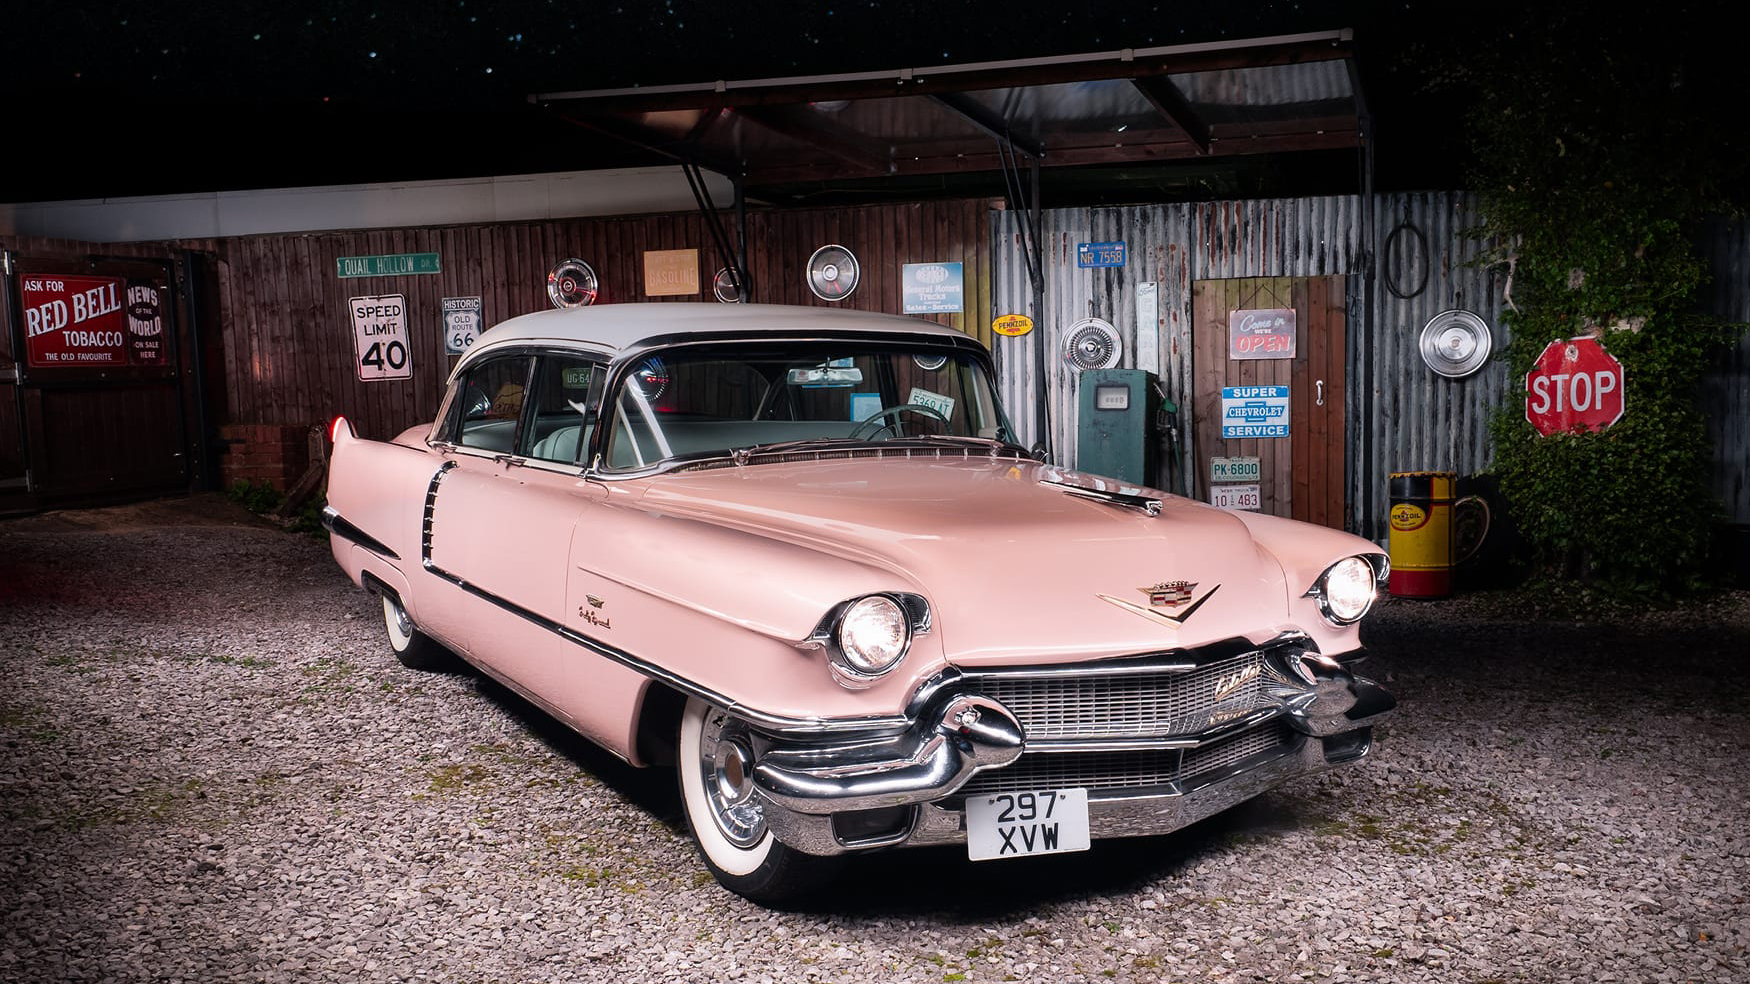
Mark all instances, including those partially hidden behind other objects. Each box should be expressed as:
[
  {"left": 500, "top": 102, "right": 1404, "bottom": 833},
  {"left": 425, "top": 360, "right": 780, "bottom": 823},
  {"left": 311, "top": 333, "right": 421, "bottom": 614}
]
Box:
[{"left": 336, "top": 253, "right": 441, "bottom": 278}]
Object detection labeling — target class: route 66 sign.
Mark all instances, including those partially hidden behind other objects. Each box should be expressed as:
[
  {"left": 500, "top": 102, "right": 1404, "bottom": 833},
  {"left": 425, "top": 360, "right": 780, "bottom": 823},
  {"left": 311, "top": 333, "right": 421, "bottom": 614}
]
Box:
[{"left": 442, "top": 296, "right": 483, "bottom": 355}]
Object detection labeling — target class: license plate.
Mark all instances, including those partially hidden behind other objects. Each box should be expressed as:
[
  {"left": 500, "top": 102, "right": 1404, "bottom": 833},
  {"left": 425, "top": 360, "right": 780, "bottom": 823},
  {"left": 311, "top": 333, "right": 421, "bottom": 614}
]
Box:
[
  {"left": 965, "top": 788, "right": 1091, "bottom": 861},
  {"left": 1209, "top": 483, "right": 1261, "bottom": 511}
]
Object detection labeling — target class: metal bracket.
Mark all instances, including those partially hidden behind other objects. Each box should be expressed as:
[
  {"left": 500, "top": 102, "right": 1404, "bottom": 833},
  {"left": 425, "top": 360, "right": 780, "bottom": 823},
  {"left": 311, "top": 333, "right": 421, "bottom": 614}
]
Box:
[{"left": 681, "top": 162, "right": 750, "bottom": 302}]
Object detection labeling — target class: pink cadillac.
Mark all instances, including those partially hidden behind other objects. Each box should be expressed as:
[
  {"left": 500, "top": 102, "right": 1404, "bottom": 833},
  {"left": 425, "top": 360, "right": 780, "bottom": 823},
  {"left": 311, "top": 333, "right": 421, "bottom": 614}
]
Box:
[{"left": 324, "top": 303, "right": 1394, "bottom": 902}]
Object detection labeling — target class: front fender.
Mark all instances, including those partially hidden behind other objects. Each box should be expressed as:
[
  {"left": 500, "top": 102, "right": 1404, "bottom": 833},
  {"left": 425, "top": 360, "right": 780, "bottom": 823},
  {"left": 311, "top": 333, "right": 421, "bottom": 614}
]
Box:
[{"left": 1229, "top": 510, "right": 1388, "bottom": 654}]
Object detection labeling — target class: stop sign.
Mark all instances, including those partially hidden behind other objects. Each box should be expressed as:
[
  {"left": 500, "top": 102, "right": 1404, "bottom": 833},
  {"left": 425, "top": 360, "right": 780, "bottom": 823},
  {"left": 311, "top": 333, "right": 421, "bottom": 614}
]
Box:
[{"left": 1525, "top": 336, "right": 1626, "bottom": 436}]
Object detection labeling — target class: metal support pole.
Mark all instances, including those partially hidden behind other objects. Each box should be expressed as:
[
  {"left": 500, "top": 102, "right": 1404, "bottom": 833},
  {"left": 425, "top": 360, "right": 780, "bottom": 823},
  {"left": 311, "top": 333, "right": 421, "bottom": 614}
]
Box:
[
  {"left": 1030, "top": 154, "right": 1050, "bottom": 460},
  {"left": 1355, "top": 110, "right": 1377, "bottom": 538},
  {"left": 734, "top": 178, "right": 751, "bottom": 302}
]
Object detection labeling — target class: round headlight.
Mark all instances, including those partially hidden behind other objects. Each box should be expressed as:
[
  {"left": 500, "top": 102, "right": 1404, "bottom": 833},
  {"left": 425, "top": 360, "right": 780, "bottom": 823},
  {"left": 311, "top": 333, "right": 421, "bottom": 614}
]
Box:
[
  {"left": 835, "top": 595, "right": 911, "bottom": 677},
  {"left": 1319, "top": 557, "right": 1378, "bottom": 623}
]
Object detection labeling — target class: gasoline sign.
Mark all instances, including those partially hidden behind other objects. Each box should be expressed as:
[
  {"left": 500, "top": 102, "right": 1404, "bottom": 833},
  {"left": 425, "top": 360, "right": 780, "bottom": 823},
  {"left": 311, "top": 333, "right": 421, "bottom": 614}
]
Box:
[
  {"left": 992, "top": 314, "right": 1034, "bottom": 337},
  {"left": 350, "top": 294, "right": 412, "bottom": 381},
  {"left": 1525, "top": 336, "right": 1624, "bottom": 436}
]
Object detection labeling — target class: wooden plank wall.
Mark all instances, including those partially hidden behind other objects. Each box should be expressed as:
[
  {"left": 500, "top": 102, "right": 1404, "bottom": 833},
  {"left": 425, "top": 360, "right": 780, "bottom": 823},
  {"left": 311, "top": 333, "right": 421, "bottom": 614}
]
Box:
[{"left": 207, "top": 199, "right": 995, "bottom": 440}]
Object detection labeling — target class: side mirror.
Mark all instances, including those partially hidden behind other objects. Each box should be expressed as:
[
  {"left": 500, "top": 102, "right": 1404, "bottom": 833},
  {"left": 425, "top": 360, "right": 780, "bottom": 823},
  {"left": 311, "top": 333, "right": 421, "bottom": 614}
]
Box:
[{"left": 1029, "top": 444, "right": 1050, "bottom": 463}]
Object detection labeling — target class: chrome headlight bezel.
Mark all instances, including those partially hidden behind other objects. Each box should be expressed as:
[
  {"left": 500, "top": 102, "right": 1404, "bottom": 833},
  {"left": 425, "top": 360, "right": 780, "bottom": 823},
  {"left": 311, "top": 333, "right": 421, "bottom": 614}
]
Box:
[
  {"left": 811, "top": 593, "right": 929, "bottom": 689},
  {"left": 1308, "top": 555, "right": 1385, "bottom": 625}
]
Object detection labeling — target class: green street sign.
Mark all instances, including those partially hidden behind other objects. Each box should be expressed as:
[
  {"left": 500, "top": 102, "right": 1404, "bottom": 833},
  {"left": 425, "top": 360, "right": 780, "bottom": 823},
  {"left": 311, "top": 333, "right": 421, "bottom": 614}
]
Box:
[{"left": 336, "top": 253, "right": 441, "bottom": 278}]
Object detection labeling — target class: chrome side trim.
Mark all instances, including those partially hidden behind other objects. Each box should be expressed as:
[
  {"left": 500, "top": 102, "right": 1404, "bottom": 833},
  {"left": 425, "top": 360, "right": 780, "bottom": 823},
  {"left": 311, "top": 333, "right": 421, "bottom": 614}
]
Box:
[
  {"left": 321, "top": 505, "right": 401, "bottom": 561},
  {"left": 415, "top": 460, "right": 912, "bottom": 737}
]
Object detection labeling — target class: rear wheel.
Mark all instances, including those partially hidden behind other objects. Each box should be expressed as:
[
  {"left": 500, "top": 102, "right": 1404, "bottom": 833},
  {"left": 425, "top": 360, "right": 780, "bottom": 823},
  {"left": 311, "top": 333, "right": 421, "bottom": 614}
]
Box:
[
  {"left": 677, "top": 697, "right": 836, "bottom": 902},
  {"left": 381, "top": 592, "right": 449, "bottom": 670}
]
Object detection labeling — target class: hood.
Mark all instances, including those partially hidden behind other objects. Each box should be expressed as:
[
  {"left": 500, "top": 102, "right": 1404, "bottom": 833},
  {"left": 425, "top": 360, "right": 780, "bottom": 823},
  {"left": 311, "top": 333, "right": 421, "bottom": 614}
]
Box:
[{"left": 633, "top": 456, "right": 1304, "bottom": 666}]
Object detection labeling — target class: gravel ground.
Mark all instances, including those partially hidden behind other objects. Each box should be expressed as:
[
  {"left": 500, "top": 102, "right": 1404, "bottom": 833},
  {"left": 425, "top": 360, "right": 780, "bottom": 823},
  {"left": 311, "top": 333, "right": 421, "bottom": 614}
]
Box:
[{"left": 2, "top": 496, "right": 1747, "bottom": 984}]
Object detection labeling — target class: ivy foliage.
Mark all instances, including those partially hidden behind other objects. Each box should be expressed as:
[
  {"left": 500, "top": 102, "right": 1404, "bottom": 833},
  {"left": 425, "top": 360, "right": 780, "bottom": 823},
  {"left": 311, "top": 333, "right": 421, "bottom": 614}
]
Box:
[{"left": 1429, "top": 4, "right": 1747, "bottom": 594}]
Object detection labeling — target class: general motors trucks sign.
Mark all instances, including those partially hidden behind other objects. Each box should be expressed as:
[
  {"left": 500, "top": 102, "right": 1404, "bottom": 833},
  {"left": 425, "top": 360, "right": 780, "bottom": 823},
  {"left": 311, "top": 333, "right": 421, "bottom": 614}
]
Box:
[
  {"left": 902, "top": 263, "right": 964, "bottom": 314},
  {"left": 1220, "top": 386, "right": 1290, "bottom": 438}
]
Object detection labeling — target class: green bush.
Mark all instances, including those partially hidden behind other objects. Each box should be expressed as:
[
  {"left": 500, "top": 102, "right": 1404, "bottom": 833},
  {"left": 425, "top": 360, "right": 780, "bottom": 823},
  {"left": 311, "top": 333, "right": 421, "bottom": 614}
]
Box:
[
  {"left": 226, "top": 479, "right": 282, "bottom": 515},
  {"left": 1438, "top": 6, "right": 1746, "bottom": 596}
]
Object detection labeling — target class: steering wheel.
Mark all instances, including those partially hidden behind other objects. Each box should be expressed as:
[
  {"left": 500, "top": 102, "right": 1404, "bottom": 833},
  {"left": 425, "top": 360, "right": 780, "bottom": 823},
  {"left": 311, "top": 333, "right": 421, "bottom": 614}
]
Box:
[{"left": 848, "top": 403, "right": 950, "bottom": 440}]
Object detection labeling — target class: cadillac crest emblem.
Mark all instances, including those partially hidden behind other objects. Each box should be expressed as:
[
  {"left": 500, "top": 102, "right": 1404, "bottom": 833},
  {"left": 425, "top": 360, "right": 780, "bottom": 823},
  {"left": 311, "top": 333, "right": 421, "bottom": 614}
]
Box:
[{"left": 1141, "top": 581, "right": 1196, "bottom": 607}]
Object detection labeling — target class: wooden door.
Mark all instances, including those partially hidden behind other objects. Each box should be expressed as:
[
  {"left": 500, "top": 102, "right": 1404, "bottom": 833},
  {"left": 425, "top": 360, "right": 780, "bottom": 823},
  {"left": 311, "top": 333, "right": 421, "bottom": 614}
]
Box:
[{"left": 1191, "top": 276, "right": 1346, "bottom": 528}]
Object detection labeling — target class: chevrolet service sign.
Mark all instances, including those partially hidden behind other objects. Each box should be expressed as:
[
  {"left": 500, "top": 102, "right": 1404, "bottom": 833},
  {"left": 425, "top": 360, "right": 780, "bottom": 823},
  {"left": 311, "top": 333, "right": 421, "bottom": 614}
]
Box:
[{"left": 1220, "top": 386, "right": 1289, "bottom": 438}]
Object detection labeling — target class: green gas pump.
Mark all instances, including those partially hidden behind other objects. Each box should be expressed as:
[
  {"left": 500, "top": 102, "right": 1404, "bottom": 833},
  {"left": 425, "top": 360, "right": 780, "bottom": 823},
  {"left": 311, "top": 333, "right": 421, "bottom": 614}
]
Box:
[{"left": 1075, "top": 369, "right": 1157, "bottom": 486}]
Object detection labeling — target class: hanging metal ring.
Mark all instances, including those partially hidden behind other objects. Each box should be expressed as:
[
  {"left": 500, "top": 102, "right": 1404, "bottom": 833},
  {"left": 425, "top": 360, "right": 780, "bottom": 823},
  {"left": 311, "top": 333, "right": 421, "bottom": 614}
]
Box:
[{"left": 1384, "top": 222, "right": 1429, "bottom": 300}]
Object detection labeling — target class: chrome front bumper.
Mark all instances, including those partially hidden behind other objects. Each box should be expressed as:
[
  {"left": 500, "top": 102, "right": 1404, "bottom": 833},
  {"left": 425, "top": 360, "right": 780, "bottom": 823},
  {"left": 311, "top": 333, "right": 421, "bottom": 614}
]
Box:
[{"left": 749, "top": 643, "right": 1395, "bottom": 856}]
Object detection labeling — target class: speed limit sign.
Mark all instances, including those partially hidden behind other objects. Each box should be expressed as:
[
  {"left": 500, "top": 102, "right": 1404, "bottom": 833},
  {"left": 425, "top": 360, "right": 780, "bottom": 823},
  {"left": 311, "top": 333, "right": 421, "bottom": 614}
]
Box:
[{"left": 349, "top": 294, "right": 412, "bottom": 381}]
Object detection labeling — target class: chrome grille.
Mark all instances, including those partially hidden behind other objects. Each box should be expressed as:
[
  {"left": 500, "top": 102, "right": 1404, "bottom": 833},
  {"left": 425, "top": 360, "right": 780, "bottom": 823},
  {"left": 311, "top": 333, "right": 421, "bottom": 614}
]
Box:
[
  {"left": 1182, "top": 719, "right": 1294, "bottom": 783},
  {"left": 958, "top": 721, "right": 1298, "bottom": 798},
  {"left": 974, "top": 649, "right": 1269, "bottom": 741}
]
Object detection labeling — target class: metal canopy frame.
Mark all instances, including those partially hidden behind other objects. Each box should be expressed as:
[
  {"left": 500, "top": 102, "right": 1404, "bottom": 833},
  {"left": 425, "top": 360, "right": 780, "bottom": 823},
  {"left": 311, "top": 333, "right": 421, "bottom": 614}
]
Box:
[
  {"left": 531, "top": 29, "right": 1367, "bottom": 289},
  {"left": 532, "top": 30, "right": 1363, "bottom": 181},
  {"left": 531, "top": 30, "right": 1373, "bottom": 452}
]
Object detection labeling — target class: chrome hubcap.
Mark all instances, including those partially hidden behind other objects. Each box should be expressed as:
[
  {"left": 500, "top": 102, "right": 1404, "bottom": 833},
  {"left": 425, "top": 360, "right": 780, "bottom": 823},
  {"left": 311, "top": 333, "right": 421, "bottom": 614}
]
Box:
[
  {"left": 387, "top": 597, "right": 413, "bottom": 639},
  {"left": 698, "top": 712, "right": 765, "bottom": 848}
]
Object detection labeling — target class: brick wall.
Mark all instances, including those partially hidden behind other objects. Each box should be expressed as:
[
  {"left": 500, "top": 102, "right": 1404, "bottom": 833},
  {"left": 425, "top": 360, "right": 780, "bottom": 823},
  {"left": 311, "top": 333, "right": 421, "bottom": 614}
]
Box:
[{"left": 217, "top": 424, "right": 313, "bottom": 491}]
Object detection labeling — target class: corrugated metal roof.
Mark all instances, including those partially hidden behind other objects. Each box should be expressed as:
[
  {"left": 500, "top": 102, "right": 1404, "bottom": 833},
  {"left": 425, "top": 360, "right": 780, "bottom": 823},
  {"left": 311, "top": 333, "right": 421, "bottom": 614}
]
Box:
[{"left": 531, "top": 32, "right": 1365, "bottom": 190}]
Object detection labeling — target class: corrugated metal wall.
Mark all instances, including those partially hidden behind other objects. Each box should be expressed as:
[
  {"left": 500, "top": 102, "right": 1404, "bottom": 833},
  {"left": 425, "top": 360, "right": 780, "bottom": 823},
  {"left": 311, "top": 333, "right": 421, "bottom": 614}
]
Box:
[
  {"left": 992, "top": 193, "right": 1509, "bottom": 540},
  {"left": 205, "top": 199, "right": 993, "bottom": 440}
]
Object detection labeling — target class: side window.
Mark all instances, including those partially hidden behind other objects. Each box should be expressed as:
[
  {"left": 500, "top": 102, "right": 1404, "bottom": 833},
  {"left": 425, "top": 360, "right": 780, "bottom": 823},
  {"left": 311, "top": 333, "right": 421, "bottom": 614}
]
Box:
[
  {"left": 518, "top": 355, "right": 605, "bottom": 465},
  {"left": 454, "top": 355, "right": 533, "bottom": 453}
]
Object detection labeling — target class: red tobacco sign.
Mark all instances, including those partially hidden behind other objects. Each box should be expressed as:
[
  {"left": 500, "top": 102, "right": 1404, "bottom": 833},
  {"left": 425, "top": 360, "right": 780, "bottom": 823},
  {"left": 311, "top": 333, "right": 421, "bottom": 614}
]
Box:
[
  {"left": 1525, "top": 336, "right": 1626, "bottom": 436},
  {"left": 21, "top": 274, "right": 129, "bottom": 367}
]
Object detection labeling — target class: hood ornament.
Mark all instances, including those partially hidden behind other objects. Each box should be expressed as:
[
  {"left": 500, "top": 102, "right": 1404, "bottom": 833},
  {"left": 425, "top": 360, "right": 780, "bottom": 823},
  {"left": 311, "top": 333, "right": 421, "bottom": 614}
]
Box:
[
  {"left": 1097, "top": 583, "right": 1221, "bottom": 628},
  {"left": 1038, "top": 475, "right": 1162, "bottom": 517}
]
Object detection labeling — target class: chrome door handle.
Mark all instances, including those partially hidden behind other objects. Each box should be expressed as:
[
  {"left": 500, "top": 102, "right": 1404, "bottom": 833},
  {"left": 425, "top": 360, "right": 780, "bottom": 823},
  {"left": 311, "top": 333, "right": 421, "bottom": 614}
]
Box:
[{"left": 1315, "top": 380, "right": 1325, "bottom": 407}]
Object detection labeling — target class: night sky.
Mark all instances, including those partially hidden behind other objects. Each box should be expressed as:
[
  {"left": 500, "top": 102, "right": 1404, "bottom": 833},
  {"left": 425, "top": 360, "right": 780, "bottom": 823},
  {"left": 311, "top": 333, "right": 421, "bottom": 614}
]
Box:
[{"left": 0, "top": 1, "right": 1735, "bottom": 203}]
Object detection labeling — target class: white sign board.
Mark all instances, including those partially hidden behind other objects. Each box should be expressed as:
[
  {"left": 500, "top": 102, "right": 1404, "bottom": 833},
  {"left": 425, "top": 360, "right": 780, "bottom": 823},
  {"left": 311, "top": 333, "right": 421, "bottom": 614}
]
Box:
[
  {"left": 1220, "top": 385, "right": 1289, "bottom": 438},
  {"left": 1210, "top": 456, "right": 1261, "bottom": 483},
  {"left": 442, "top": 296, "right": 483, "bottom": 355},
  {"left": 349, "top": 294, "right": 411, "bottom": 381},
  {"left": 1210, "top": 483, "right": 1261, "bottom": 511},
  {"left": 902, "top": 262, "right": 965, "bottom": 314}
]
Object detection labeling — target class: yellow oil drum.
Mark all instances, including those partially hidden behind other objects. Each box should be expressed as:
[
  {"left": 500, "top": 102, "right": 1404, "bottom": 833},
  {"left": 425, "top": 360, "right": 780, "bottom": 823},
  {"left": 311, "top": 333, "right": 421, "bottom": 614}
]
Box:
[{"left": 1388, "top": 471, "right": 1456, "bottom": 598}]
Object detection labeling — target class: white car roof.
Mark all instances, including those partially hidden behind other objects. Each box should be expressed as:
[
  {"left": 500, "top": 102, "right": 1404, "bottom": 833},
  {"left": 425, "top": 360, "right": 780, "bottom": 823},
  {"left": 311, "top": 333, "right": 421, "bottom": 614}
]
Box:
[{"left": 472, "top": 303, "right": 973, "bottom": 360}]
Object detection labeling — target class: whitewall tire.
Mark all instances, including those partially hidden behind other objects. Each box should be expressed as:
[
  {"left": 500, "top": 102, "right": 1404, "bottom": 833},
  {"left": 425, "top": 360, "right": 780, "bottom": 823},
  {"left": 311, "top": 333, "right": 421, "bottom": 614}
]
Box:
[
  {"left": 381, "top": 592, "right": 448, "bottom": 671},
  {"left": 677, "top": 696, "right": 837, "bottom": 901}
]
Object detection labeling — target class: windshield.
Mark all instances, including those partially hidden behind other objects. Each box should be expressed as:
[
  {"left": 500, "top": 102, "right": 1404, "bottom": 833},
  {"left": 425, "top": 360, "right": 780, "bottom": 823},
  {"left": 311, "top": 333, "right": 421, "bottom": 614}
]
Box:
[{"left": 601, "top": 342, "right": 1015, "bottom": 470}]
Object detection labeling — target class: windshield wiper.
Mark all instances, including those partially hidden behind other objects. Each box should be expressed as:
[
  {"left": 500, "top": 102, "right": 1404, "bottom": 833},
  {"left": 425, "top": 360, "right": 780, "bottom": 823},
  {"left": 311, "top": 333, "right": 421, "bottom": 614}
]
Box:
[{"left": 879, "top": 434, "right": 1033, "bottom": 457}]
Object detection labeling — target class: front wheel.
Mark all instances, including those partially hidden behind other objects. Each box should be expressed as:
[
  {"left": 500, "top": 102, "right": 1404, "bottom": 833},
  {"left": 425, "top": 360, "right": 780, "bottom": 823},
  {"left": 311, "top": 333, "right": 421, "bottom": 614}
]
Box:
[{"left": 677, "top": 697, "right": 837, "bottom": 902}]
